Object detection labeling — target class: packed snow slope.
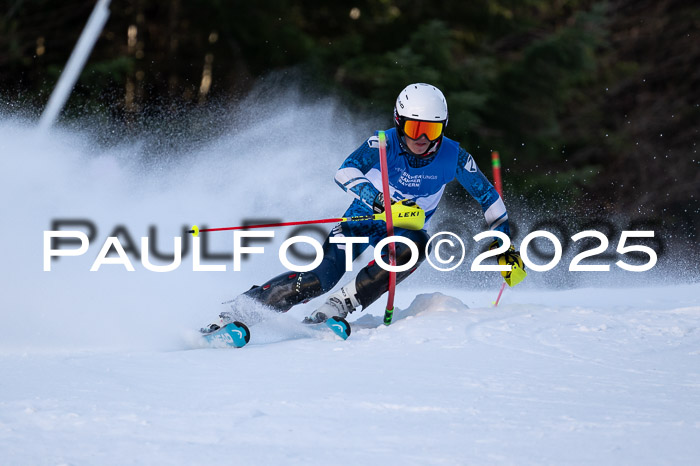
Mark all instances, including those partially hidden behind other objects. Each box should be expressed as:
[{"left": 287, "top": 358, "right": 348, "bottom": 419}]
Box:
[
  {"left": 1, "top": 92, "right": 699, "bottom": 465},
  {"left": 1, "top": 286, "right": 699, "bottom": 466}
]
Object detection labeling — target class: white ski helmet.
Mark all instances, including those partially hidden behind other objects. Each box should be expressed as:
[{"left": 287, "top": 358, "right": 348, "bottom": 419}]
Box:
[{"left": 394, "top": 83, "right": 448, "bottom": 156}]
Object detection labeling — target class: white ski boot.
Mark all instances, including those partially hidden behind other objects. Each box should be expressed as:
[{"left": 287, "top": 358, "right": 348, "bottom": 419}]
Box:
[{"left": 304, "top": 281, "right": 361, "bottom": 324}]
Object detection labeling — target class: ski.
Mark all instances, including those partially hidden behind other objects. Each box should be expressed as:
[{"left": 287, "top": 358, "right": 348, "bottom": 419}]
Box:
[
  {"left": 199, "top": 315, "right": 349, "bottom": 348},
  {"left": 325, "top": 316, "right": 351, "bottom": 340},
  {"left": 201, "top": 321, "right": 251, "bottom": 348}
]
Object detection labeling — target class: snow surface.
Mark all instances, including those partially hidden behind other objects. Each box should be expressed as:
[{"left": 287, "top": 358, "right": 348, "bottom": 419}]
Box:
[
  {"left": 2, "top": 286, "right": 699, "bottom": 465},
  {"left": 1, "top": 96, "right": 699, "bottom": 465}
]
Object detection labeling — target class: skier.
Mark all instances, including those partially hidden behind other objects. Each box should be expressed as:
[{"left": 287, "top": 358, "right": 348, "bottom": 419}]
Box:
[{"left": 204, "top": 83, "right": 523, "bottom": 332}]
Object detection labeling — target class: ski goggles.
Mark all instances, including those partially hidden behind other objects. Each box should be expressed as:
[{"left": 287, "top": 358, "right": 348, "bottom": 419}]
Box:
[{"left": 401, "top": 119, "right": 444, "bottom": 141}]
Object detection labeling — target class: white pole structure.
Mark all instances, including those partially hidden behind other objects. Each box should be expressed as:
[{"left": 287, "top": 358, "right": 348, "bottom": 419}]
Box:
[{"left": 38, "top": 0, "right": 111, "bottom": 131}]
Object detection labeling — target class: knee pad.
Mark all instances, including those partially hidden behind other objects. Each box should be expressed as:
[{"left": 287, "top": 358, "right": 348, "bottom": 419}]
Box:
[{"left": 353, "top": 230, "right": 430, "bottom": 309}]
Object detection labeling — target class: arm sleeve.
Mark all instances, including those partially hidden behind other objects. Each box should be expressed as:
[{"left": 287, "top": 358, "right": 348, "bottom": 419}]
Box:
[
  {"left": 455, "top": 147, "right": 511, "bottom": 237},
  {"left": 334, "top": 136, "right": 382, "bottom": 210}
]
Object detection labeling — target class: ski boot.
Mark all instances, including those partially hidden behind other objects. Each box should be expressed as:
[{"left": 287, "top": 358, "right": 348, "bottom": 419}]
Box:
[
  {"left": 200, "top": 319, "right": 223, "bottom": 334},
  {"left": 200, "top": 307, "right": 246, "bottom": 334},
  {"left": 303, "top": 281, "right": 360, "bottom": 324}
]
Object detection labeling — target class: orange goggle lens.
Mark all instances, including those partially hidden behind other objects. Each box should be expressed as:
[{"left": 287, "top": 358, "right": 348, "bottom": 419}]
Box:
[{"left": 402, "top": 120, "right": 443, "bottom": 141}]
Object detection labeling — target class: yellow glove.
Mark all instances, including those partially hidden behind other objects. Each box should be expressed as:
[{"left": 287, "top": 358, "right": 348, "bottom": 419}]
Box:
[
  {"left": 373, "top": 195, "right": 425, "bottom": 230},
  {"left": 490, "top": 240, "right": 527, "bottom": 287}
]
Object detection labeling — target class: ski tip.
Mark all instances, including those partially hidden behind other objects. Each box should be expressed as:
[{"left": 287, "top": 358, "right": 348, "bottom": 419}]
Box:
[
  {"left": 201, "top": 321, "right": 251, "bottom": 348},
  {"left": 231, "top": 321, "right": 251, "bottom": 347},
  {"left": 190, "top": 225, "right": 199, "bottom": 237},
  {"left": 326, "top": 316, "right": 351, "bottom": 340}
]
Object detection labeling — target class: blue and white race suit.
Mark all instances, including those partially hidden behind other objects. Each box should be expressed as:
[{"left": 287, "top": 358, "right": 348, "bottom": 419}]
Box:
[
  {"left": 311, "top": 128, "right": 510, "bottom": 293},
  {"left": 239, "top": 128, "right": 511, "bottom": 313}
]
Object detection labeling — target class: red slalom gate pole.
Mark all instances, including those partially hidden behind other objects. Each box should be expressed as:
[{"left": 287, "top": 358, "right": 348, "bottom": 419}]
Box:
[
  {"left": 378, "top": 131, "right": 397, "bottom": 325},
  {"left": 492, "top": 151, "right": 503, "bottom": 195},
  {"left": 491, "top": 151, "right": 508, "bottom": 307}
]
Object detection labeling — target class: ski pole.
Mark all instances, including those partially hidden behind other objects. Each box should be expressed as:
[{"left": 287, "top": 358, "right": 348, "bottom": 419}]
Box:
[
  {"left": 377, "top": 130, "right": 397, "bottom": 325},
  {"left": 491, "top": 151, "right": 507, "bottom": 307},
  {"left": 190, "top": 216, "right": 363, "bottom": 236},
  {"left": 188, "top": 200, "right": 425, "bottom": 236}
]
